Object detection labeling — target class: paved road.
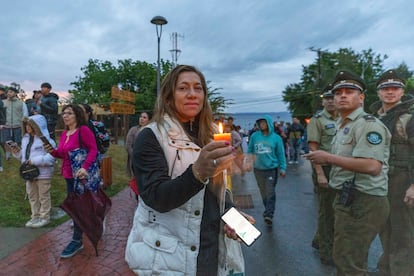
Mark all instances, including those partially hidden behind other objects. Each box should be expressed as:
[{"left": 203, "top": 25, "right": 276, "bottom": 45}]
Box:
[
  {"left": 232, "top": 157, "right": 382, "bottom": 275},
  {"left": 0, "top": 155, "right": 382, "bottom": 275}
]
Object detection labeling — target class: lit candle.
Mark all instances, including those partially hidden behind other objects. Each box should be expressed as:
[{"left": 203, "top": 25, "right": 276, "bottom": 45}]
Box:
[
  {"left": 214, "top": 122, "right": 231, "bottom": 143},
  {"left": 213, "top": 122, "right": 232, "bottom": 190}
]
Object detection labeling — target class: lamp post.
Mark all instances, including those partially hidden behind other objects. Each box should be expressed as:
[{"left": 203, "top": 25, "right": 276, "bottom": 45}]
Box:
[{"left": 151, "top": 15, "right": 168, "bottom": 97}]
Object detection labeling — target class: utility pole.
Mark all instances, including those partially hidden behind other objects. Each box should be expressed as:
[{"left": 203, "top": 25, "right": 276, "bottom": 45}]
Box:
[
  {"left": 309, "top": 47, "right": 322, "bottom": 90},
  {"left": 170, "top": 32, "right": 184, "bottom": 67}
]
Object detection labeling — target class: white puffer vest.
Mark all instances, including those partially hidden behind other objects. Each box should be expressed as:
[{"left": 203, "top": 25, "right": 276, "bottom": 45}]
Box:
[
  {"left": 125, "top": 116, "right": 245, "bottom": 276},
  {"left": 125, "top": 117, "right": 206, "bottom": 275}
]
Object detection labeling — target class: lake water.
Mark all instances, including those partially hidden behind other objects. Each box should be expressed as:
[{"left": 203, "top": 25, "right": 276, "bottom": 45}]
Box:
[{"left": 226, "top": 112, "right": 291, "bottom": 133}]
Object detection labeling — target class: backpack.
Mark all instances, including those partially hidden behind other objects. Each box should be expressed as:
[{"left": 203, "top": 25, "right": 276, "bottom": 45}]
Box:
[{"left": 89, "top": 120, "right": 110, "bottom": 154}]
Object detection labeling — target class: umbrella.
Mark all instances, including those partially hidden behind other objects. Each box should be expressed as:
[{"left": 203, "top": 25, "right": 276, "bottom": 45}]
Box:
[{"left": 61, "top": 186, "right": 112, "bottom": 256}]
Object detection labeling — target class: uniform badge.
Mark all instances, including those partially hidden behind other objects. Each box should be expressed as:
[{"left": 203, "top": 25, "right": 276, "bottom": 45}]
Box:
[
  {"left": 325, "top": 124, "right": 335, "bottom": 129},
  {"left": 366, "top": 132, "right": 382, "bottom": 145},
  {"left": 343, "top": 127, "right": 349, "bottom": 134}
]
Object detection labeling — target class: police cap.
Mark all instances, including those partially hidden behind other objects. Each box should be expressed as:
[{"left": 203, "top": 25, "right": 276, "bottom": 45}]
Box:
[
  {"left": 321, "top": 83, "right": 334, "bottom": 98},
  {"left": 376, "top": 69, "right": 405, "bottom": 90},
  {"left": 332, "top": 70, "right": 366, "bottom": 92}
]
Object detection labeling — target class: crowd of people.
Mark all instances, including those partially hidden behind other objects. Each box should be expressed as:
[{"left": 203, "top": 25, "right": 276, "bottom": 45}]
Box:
[
  {"left": 1, "top": 65, "right": 414, "bottom": 275},
  {"left": 1, "top": 83, "right": 58, "bottom": 231}
]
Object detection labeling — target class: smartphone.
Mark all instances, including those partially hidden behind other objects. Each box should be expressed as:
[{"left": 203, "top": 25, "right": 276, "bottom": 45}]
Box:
[
  {"left": 221, "top": 207, "right": 261, "bottom": 246},
  {"left": 40, "top": 136, "right": 52, "bottom": 148},
  {"left": 6, "top": 140, "right": 17, "bottom": 147},
  {"left": 5, "top": 140, "right": 20, "bottom": 151}
]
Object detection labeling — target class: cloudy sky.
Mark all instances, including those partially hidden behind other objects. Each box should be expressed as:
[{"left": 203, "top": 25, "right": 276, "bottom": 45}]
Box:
[{"left": 1, "top": 0, "right": 413, "bottom": 113}]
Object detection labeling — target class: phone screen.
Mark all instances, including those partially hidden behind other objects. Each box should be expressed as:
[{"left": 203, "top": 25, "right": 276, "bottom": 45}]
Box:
[
  {"left": 5, "top": 140, "right": 19, "bottom": 151},
  {"left": 221, "top": 207, "right": 261, "bottom": 246}
]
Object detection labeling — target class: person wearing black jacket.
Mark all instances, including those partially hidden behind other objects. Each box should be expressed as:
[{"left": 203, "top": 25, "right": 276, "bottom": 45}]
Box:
[
  {"left": 0, "top": 87, "right": 6, "bottom": 171},
  {"left": 125, "top": 65, "right": 252, "bottom": 275},
  {"left": 39, "top": 82, "right": 59, "bottom": 140}
]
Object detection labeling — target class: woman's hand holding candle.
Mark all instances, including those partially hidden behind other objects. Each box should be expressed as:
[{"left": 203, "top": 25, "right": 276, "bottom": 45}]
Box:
[{"left": 193, "top": 140, "right": 234, "bottom": 181}]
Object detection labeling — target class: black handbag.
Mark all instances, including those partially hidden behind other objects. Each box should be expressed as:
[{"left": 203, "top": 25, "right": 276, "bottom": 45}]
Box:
[
  {"left": 20, "top": 162, "right": 40, "bottom": 180},
  {"left": 19, "top": 136, "right": 40, "bottom": 181}
]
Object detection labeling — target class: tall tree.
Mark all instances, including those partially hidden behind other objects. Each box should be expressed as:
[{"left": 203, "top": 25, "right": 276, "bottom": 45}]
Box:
[
  {"left": 70, "top": 59, "right": 164, "bottom": 111},
  {"left": 70, "top": 59, "right": 232, "bottom": 114},
  {"left": 282, "top": 48, "right": 393, "bottom": 120}
]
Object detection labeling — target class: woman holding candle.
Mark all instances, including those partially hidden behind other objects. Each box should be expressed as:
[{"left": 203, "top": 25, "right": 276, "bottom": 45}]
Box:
[{"left": 125, "top": 65, "right": 252, "bottom": 275}]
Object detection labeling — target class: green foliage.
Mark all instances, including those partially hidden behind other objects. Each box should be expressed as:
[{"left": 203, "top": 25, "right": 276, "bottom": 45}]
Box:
[
  {"left": 70, "top": 59, "right": 233, "bottom": 114},
  {"left": 0, "top": 144, "right": 129, "bottom": 227},
  {"left": 207, "top": 81, "right": 234, "bottom": 115},
  {"left": 394, "top": 63, "right": 414, "bottom": 95},
  {"left": 281, "top": 48, "right": 414, "bottom": 120},
  {"left": 406, "top": 77, "right": 414, "bottom": 94},
  {"left": 70, "top": 59, "right": 174, "bottom": 111}
]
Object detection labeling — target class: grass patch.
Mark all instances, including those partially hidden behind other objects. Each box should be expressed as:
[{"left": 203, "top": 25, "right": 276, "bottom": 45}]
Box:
[{"left": 0, "top": 143, "right": 129, "bottom": 227}]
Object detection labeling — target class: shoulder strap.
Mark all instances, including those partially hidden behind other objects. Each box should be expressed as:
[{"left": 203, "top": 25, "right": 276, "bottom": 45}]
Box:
[
  {"left": 78, "top": 127, "right": 83, "bottom": 149},
  {"left": 25, "top": 135, "right": 34, "bottom": 160}
]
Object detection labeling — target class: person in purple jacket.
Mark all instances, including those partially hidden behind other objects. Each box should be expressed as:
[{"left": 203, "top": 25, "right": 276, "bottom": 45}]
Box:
[{"left": 45, "top": 104, "right": 98, "bottom": 258}]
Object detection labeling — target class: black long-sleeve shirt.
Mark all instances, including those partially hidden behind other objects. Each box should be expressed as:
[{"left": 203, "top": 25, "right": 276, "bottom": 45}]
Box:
[{"left": 133, "top": 126, "right": 222, "bottom": 274}]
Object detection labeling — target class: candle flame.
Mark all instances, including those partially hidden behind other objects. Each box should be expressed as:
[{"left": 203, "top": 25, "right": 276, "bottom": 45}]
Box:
[{"left": 218, "top": 122, "right": 223, "bottom": 134}]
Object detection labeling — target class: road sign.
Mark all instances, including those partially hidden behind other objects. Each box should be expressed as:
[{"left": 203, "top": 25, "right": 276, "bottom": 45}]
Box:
[
  {"left": 111, "top": 86, "right": 135, "bottom": 102},
  {"left": 110, "top": 102, "right": 135, "bottom": 114}
]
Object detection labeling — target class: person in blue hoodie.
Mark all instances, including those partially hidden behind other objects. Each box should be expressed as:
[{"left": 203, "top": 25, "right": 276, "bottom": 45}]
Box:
[{"left": 247, "top": 115, "right": 287, "bottom": 225}]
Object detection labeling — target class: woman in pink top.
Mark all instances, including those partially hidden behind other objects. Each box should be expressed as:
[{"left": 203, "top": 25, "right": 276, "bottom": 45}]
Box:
[{"left": 45, "top": 104, "right": 98, "bottom": 258}]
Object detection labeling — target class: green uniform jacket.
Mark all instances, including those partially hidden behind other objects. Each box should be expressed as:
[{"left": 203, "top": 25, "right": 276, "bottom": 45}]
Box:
[
  {"left": 307, "top": 109, "right": 337, "bottom": 152},
  {"left": 329, "top": 107, "right": 391, "bottom": 196}
]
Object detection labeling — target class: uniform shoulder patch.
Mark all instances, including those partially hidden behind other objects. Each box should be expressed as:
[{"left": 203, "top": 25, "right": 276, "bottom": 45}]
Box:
[
  {"left": 363, "top": 114, "right": 376, "bottom": 122},
  {"left": 366, "top": 131, "right": 382, "bottom": 145},
  {"left": 314, "top": 111, "right": 322, "bottom": 118}
]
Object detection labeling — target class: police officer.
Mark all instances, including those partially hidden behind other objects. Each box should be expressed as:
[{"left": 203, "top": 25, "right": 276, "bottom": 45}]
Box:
[
  {"left": 370, "top": 69, "right": 414, "bottom": 275},
  {"left": 307, "top": 84, "right": 337, "bottom": 265},
  {"left": 304, "top": 70, "right": 391, "bottom": 275}
]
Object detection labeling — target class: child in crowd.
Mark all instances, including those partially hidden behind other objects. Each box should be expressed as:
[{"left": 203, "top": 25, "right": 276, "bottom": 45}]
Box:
[{"left": 11, "top": 114, "right": 56, "bottom": 228}]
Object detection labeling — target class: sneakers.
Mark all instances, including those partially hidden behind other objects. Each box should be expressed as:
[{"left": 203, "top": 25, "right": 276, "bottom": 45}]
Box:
[
  {"left": 60, "top": 240, "right": 84, "bottom": 258},
  {"left": 25, "top": 218, "right": 39, "bottom": 228},
  {"left": 288, "top": 160, "right": 294, "bottom": 165},
  {"left": 31, "top": 218, "right": 50, "bottom": 228},
  {"left": 294, "top": 160, "right": 299, "bottom": 164},
  {"left": 264, "top": 216, "right": 273, "bottom": 226}
]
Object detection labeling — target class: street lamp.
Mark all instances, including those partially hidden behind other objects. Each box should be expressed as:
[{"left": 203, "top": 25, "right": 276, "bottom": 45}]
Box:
[{"left": 151, "top": 15, "right": 168, "bottom": 97}]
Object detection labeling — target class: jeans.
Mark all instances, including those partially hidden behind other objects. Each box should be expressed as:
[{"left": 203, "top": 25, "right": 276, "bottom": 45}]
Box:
[
  {"left": 65, "top": 178, "right": 83, "bottom": 241},
  {"left": 254, "top": 168, "right": 278, "bottom": 218},
  {"left": 289, "top": 138, "right": 301, "bottom": 161},
  {"left": 3, "top": 127, "right": 22, "bottom": 143}
]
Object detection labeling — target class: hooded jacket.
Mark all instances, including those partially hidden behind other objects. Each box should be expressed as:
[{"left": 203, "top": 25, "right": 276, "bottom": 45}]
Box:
[
  {"left": 15, "top": 114, "right": 56, "bottom": 179},
  {"left": 247, "top": 115, "right": 287, "bottom": 172}
]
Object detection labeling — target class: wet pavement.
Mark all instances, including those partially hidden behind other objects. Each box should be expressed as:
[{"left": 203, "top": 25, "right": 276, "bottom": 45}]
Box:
[
  {"left": 0, "top": 188, "right": 137, "bottom": 275},
  {"left": 0, "top": 157, "right": 382, "bottom": 275}
]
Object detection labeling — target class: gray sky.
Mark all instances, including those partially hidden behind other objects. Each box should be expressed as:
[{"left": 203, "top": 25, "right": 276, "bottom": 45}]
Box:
[{"left": 1, "top": 0, "right": 413, "bottom": 113}]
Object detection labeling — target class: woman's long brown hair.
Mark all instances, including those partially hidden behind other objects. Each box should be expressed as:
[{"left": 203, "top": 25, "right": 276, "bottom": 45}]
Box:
[{"left": 152, "top": 65, "right": 215, "bottom": 146}]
